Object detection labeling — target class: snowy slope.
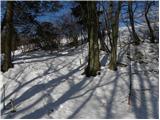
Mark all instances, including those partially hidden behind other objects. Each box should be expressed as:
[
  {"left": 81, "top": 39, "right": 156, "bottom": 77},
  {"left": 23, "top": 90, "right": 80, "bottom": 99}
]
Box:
[{"left": 0, "top": 32, "right": 159, "bottom": 118}]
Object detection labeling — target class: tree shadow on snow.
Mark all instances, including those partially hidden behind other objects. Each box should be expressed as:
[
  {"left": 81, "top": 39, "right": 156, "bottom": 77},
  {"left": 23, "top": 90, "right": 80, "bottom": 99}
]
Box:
[
  {"left": 67, "top": 69, "right": 108, "bottom": 119},
  {"left": 105, "top": 71, "right": 119, "bottom": 118},
  {"left": 14, "top": 46, "right": 86, "bottom": 65},
  {"left": 131, "top": 59, "right": 158, "bottom": 118},
  {"left": 2, "top": 56, "right": 79, "bottom": 105},
  {"left": 20, "top": 72, "right": 91, "bottom": 118},
  {"left": 4, "top": 62, "right": 87, "bottom": 119},
  {"left": 100, "top": 54, "right": 108, "bottom": 66}
]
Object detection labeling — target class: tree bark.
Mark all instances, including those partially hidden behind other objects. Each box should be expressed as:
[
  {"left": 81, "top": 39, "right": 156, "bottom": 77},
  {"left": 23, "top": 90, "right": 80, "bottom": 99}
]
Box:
[
  {"left": 2, "top": 1, "right": 14, "bottom": 72},
  {"left": 85, "top": 1, "right": 100, "bottom": 77},
  {"left": 128, "top": 1, "right": 140, "bottom": 45},
  {"left": 108, "top": 1, "right": 121, "bottom": 71}
]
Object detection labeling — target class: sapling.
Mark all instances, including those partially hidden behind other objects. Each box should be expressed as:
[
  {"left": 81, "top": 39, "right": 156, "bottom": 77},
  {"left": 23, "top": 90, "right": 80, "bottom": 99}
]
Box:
[{"left": 128, "top": 36, "right": 132, "bottom": 105}]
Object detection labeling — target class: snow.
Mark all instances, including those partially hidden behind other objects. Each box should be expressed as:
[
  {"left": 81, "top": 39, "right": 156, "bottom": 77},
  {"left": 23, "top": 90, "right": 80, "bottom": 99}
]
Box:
[{"left": 0, "top": 28, "right": 159, "bottom": 119}]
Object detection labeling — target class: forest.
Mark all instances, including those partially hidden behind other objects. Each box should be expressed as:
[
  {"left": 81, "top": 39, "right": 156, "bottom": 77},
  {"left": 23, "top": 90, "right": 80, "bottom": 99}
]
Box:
[{"left": 0, "top": 1, "right": 159, "bottom": 119}]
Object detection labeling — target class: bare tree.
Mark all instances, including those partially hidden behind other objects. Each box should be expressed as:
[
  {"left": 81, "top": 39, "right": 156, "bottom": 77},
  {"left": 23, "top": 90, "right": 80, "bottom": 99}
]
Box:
[
  {"left": 128, "top": 1, "right": 140, "bottom": 45},
  {"left": 144, "top": 1, "right": 155, "bottom": 43}
]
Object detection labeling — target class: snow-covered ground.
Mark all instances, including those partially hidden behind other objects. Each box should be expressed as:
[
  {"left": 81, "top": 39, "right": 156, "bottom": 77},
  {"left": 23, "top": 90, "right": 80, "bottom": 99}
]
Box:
[{"left": 0, "top": 29, "right": 159, "bottom": 119}]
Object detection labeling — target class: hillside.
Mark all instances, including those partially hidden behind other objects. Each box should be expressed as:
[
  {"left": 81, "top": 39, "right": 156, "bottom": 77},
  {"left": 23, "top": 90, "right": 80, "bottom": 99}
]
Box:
[{"left": 1, "top": 29, "right": 159, "bottom": 118}]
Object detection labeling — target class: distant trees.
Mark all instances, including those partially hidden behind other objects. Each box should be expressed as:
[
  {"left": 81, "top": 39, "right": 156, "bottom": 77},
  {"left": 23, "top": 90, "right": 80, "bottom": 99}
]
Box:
[
  {"left": 14, "top": 1, "right": 62, "bottom": 51},
  {"left": 2, "top": 1, "right": 14, "bottom": 72},
  {"left": 57, "top": 14, "right": 80, "bottom": 48},
  {"left": 36, "top": 22, "right": 59, "bottom": 51}
]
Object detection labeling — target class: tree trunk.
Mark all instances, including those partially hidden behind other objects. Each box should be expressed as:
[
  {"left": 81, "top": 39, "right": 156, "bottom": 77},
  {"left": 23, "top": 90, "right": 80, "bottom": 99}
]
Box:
[
  {"left": 73, "top": 34, "right": 78, "bottom": 48},
  {"left": 108, "top": 41, "right": 117, "bottom": 70},
  {"left": 128, "top": 1, "right": 140, "bottom": 45},
  {"left": 145, "top": 14, "right": 155, "bottom": 43},
  {"left": 145, "top": 2, "right": 155, "bottom": 43},
  {"left": 2, "top": 1, "right": 14, "bottom": 72},
  {"left": 85, "top": 1, "right": 100, "bottom": 77},
  {"left": 108, "top": 1, "right": 121, "bottom": 71},
  {"left": 98, "top": 30, "right": 110, "bottom": 53}
]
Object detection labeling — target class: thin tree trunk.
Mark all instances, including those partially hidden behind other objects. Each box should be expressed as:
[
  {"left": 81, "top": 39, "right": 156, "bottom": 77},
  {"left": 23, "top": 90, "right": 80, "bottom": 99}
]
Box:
[
  {"left": 145, "top": 2, "right": 155, "bottom": 43},
  {"left": 2, "top": 1, "right": 14, "bottom": 72},
  {"left": 128, "top": 1, "right": 140, "bottom": 45},
  {"left": 99, "top": 29, "right": 110, "bottom": 53}
]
